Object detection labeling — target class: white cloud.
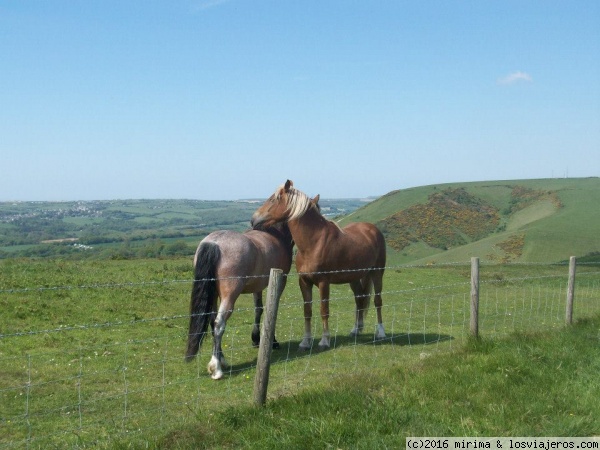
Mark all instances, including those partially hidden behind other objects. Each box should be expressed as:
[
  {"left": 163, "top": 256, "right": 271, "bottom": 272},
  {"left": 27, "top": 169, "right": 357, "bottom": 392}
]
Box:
[
  {"left": 194, "top": 0, "right": 233, "bottom": 11},
  {"left": 497, "top": 71, "right": 533, "bottom": 85}
]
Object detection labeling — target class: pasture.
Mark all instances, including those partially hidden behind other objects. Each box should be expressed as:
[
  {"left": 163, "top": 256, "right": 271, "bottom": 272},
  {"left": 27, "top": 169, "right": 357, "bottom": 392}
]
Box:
[{"left": 1, "top": 258, "right": 599, "bottom": 448}]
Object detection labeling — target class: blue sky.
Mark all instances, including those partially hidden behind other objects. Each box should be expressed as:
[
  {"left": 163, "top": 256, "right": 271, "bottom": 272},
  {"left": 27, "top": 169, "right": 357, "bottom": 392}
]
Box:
[{"left": 1, "top": 1, "right": 599, "bottom": 201}]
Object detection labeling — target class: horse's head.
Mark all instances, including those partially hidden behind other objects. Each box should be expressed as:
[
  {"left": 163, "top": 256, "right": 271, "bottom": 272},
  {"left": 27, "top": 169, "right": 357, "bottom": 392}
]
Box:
[
  {"left": 251, "top": 180, "right": 317, "bottom": 230},
  {"left": 251, "top": 180, "right": 294, "bottom": 229}
]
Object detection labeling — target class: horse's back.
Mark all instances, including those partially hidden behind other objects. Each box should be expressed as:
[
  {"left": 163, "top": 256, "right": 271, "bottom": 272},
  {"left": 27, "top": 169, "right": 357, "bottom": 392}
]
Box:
[
  {"left": 342, "top": 221, "right": 384, "bottom": 243},
  {"left": 340, "top": 221, "right": 386, "bottom": 265},
  {"left": 196, "top": 230, "right": 258, "bottom": 276},
  {"left": 196, "top": 229, "right": 291, "bottom": 294}
]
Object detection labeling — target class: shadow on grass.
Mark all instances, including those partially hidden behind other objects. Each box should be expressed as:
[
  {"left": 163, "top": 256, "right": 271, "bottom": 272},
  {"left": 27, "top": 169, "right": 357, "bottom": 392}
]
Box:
[{"left": 225, "top": 332, "right": 454, "bottom": 377}]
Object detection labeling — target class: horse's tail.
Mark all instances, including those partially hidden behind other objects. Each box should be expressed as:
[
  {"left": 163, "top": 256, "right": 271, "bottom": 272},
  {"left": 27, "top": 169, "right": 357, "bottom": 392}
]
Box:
[{"left": 185, "top": 242, "right": 220, "bottom": 362}]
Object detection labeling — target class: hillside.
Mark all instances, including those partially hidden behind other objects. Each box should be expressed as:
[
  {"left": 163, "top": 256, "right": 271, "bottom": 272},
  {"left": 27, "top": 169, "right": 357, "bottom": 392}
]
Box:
[{"left": 339, "top": 177, "right": 600, "bottom": 264}]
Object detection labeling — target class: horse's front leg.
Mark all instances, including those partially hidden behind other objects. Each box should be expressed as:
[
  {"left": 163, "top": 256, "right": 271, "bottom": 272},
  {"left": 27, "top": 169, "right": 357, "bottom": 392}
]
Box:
[
  {"left": 252, "top": 292, "right": 279, "bottom": 349},
  {"left": 318, "top": 283, "right": 331, "bottom": 349},
  {"left": 207, "top": 299, "right": 233, "bottom": 380},
  {"left": 298, "top": 277, "right": 313, "bottom": 351}
]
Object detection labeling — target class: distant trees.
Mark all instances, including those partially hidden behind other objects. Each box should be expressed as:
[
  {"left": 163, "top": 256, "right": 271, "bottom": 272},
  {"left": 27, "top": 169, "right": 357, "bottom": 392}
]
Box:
[{"left": 0, "top": 198, "right": 363, "bottom": 261}]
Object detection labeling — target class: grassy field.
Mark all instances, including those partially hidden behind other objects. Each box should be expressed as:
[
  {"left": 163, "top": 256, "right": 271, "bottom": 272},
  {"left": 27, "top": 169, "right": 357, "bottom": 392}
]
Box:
[
  {"left": 1, "top": 258, "right": 599, "bottom": 448},
  {"left": 155, "top": 315, "right": 600, "bottom": 449}
]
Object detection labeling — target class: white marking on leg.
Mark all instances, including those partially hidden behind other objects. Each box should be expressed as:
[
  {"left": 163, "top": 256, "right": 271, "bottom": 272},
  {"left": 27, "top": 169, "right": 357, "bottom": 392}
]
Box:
[
  {"left": 318, "top": 333, "right": 330, "bottom": 349},
  {"left": 209, "top": 308, "right": 228, "bottom": 380},
  {"left": 375, "top": 323, "right": 386, "bottom": 340},
  {"left": 350, "top": 305, "right": 365, "bottom": 336},
  {"left": 298, "top": 332, "right": 313, "bottom": 351},
  {"left": 207, "top": 355, "right": 223, "bottom": 380}
]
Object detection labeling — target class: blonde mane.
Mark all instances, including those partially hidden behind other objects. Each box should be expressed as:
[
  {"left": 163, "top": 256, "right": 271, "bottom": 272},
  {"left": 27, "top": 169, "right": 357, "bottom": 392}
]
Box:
[{"left": 277, "top": 185, "right": 314, "bottom": 221}]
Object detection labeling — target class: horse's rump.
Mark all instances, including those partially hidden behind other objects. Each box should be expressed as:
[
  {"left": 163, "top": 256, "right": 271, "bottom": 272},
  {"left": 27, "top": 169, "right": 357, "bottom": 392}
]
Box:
[{"left": 306, "top": 221, "right": 385, "bottom": 278}]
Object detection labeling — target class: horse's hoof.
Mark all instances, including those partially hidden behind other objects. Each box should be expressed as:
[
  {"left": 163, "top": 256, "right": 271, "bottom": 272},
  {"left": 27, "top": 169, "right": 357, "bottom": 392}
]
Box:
[
  {"left": 318, "top": 337, "right": 330, "bottom": 349},
  {"left": 349, "top": 326, "right": 363, "bottom": 337},
  {"left": 374, "top": 324, "right": 386, "bottom": 340},
  {"left": 211, "top": 370, "right": 224, "bottom": 380},
  {"left": 251, "top": 331, "right": 260, "bottom": 348},
  {"left": 298, "top": 336, "right": 313, "bottom": 351},
  {"left": 252, "top": 339, "right": 280, "bottom": 349},
  {"left": 208, "top": 359, "right": 224, "bottom": 380},
  {"left": 207, "top": 358, "right": 218, "bottom": 377}
]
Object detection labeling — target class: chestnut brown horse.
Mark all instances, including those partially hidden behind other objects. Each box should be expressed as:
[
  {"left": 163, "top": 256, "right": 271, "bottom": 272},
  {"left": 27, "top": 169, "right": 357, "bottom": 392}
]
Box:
[
  {"left": 251, "top": 180, "right": 386, "bottom": 351},
  {"left": 185, "top": 223, "right": 293, "bottom": 379}
]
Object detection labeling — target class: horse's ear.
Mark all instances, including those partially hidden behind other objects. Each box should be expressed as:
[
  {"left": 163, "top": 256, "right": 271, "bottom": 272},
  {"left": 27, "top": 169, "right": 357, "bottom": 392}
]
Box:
[
  {"left": 284, "top": 180, "right": 293, "bottom": 191},
  {"left": 312, "top": 194, "right": 320, "bottom": 206}
]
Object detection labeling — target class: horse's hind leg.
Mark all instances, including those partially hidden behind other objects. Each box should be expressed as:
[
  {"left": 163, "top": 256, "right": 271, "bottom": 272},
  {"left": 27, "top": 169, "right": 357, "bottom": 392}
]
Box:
[
  {"left": 252, "top": 292, "right": 279, "bottom": 349},
  {"left": 208, "top": 298, "right": 234, "bottom": 380},
  {"left": 251, "top": 292, "right": 262, "bottom": 347},
  {"left": 317, "top": 282, "right": 331, "bottom": 349},
  {"left": 298, "top": 277, "right": 314, "bottom": 351},
  {"left": 372, "top": 272, "right": 386, "bottom": 339},
  {"left": 349, "top": 280, "right": 367, "bottom": 336}
]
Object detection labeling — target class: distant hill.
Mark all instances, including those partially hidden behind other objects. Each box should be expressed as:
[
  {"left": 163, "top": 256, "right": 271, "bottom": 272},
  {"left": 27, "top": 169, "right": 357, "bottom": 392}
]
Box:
[
  {"left": 338, "top": 177, "right": 600, "bottom": 264},
  {"left": 0, "top": 198, "right": 367, "bottom": 259}
]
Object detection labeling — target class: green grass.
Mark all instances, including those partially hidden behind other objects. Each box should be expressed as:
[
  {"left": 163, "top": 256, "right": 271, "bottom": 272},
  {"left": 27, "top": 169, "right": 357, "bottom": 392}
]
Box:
[
  {"left": 0, "top": 258, "right": 599, "bottom": 448},
  {"left": 152, "top": 315, "right": 600, "bottom": 449}
]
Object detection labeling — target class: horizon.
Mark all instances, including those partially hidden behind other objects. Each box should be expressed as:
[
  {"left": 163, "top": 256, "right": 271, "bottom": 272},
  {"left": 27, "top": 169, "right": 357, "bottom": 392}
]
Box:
[{"left": 2, "top": 175, "right": 596, "bottom": 203}]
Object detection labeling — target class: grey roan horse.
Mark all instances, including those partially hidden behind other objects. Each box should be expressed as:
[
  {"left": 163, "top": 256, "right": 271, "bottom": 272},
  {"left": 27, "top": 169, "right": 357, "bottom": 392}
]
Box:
[{"left": 185, "top": 223, "right": 293, "bottom": 380}]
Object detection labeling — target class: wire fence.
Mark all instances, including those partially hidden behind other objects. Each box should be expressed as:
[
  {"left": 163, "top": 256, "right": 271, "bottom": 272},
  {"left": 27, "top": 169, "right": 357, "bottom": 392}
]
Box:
[{"left": 1, "top": 261, "right": 599, "bottom": 448}]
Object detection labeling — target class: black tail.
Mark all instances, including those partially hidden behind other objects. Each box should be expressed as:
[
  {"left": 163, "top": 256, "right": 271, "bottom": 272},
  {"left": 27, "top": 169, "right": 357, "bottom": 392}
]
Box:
[{"left": 185, "top": 242, "right": 220, "bottom": 362}]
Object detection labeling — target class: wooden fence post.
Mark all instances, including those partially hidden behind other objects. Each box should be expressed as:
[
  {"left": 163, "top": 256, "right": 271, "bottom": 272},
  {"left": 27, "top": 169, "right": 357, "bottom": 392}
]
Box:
[
  {"left": 470, "top": 257, "right": 479, "bottom": 338},
  {"left": 565, "top": 256, "right": 576, "bottom": 325},
  {"left": 253, "top": 268, "right": 284, "bottom": 407}
]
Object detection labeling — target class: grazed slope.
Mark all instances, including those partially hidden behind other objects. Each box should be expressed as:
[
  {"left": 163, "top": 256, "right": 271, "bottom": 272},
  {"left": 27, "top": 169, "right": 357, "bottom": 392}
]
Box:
[
  {"left": 380, "top": 188, "right": 500, "bottom": 251},
  {"left": 339, "top": 177, "right": 600, "bottom": 264}
]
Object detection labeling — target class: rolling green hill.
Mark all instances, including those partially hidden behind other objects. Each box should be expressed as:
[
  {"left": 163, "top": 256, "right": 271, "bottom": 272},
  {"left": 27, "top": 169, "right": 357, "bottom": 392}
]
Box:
[{"left": 339, "top": 177, "right": 600, "bottom": 264}]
